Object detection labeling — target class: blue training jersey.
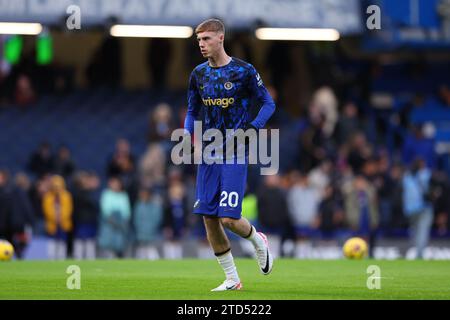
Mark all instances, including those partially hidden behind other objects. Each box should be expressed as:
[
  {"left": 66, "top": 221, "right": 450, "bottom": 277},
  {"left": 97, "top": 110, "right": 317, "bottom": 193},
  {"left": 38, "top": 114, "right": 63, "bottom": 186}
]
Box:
[{"left": 184, "top": 57, "right": 276, "bottom": 137}]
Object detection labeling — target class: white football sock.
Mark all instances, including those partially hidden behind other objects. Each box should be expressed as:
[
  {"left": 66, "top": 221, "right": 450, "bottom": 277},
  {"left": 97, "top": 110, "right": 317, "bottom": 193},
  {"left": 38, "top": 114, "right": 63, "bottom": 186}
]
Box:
[
  {"left": 246, "top": 226, "right": 265, "bottom": 250},
  {"left": 216, "top": 250, "right": 240, "bottom": 283}
]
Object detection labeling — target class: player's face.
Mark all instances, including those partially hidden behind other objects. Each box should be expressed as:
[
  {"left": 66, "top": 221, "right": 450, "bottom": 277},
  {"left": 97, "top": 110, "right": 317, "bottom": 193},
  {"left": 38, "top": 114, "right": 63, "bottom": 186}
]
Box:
[{"left": 196, "top": 31, "right": 223, "bottom": 58}]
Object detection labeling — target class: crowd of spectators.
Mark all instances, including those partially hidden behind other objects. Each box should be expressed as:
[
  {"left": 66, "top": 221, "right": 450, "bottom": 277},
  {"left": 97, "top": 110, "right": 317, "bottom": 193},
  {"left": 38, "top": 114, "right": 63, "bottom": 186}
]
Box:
[{"left": 1, "top": 80, "right": 449, "bottom": 261}]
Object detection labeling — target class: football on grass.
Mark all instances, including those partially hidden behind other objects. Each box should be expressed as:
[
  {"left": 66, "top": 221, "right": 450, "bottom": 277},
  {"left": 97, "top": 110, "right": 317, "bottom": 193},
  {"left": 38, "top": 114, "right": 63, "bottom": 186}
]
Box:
[
  {"left": 343, "top": 237, "right": 368, "bottom": 260},
  {"left": 0, "top": 240, "right": 14, "bottom": 261}
]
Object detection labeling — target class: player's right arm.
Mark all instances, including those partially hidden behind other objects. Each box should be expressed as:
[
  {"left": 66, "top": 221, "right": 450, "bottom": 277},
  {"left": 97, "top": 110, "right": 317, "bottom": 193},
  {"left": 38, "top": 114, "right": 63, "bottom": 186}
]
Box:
[{"left": 184, "top": 71, "right": 202, "bottom": 135}]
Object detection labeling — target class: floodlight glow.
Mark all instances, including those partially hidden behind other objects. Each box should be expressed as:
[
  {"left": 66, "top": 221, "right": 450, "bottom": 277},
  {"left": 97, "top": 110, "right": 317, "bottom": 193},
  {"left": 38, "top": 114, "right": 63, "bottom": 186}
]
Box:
[
  {"left": 110, "top": 25, "right": 193, "bottom": 38},
  {"left": 0, "top": 22, "right": 43, "bottom": 35},
  {"left": 255, "top": 28, "right": 340, "bottom": 41}
]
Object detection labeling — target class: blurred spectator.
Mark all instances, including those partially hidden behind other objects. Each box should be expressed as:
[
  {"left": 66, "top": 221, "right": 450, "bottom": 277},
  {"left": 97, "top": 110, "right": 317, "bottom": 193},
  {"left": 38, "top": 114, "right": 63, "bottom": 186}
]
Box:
[
  {"left": 72, "top": 171, "right": 100, "bottom": 260},
  {"left": 335, "top": 102, "right": 361, "bottom": 145},
  {"left": 133, "top": 188, "right": 163, "bottom": 260},
  {"left": 402, "top": 125, "right": 436, "bottom": 169},
  {"left": 395, "top": 94, "right": 425, "bottom": 149},
  {"left": 298, "top": 111, "right": 328, "bottom": 172},
  {"left": 97, "top": 176, "right": 131, "bottom": 258},
  {"left": 342, "top": 174, "right": 379, "bottom": 257},
  {"left": 389, "top": 164, "right": 408, "bottom": 230},
  {"left": 148, "top": 103, "right": 175, "bottom": 153},
  {"left": 288, "top": 171, "right": 321, "bottom": 231},
  {"left": 42, "top": 175, "right": 73, "bottom": 260},
  {"left": 162, "top": 168, "right": 188, "bottom": 259},
  {"left": 107, "top": 138, "right": 138, "bottom": 206},
  {"left": 402, "top": 158, "right": 434, "bottom": 259},
  {"left": 361, "top": 157, "right": 379, "bottom": 182},
  {"left": 107, "top": 138, "right": 136, "bottom": 177},
  {"left": 29, "top": 174, "right": 51, "bottom": 235},
  {"left": 287, "top": 171, "right": 321, "bottom": 258},
  {"left": 317, "top": 184, "right": 345, "bottom": 240},
  {"left": 147, "top": 38, "right": 172, "bottom": 90},
  {"left": 311, "top": 86, "right": 338, "bottom": 138},
  {"left": 372, "top": 154, "right": 395, "bottom": 229},
  {"left": 14, "top": 74, "right": 36, "bottom": 107},
  {"left": 256, "top": 174, "right": 293, "bottom": 258},
  {"left": 27, "top": 142, "right": 54, "bottom": 178},
  {"left": 430, "top": 170, "right": 450, "bottom": 236},
  {"left": 138, "top": 143, "right": 166, "bottom": 191},
  {"left": 335, "top": 144, "right": 351, "bottom": 174},
  {"left": 9, "top": 173, "right": 34, "bottom": 259},
  {"left": 346, "top": 132, "right": 373, "bottom": 174},
  {"left": 308, "top": 160, "right": 333, "bottom": 195},
  {"left": 53, "top": 145, "right": 76, "bottom": 180}
]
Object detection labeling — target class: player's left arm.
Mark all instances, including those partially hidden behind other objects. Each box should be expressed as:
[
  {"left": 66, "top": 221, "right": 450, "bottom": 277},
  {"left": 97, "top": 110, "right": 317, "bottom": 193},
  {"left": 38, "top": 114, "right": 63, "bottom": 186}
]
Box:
[{"left": 246, "top": 65, "right": 276, "bottom": 129}]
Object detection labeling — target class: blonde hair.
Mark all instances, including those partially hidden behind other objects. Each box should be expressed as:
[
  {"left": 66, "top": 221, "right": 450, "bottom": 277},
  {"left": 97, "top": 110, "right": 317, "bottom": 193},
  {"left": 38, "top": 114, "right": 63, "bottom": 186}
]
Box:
[
  {"left": 51, "top": 175, "right": 66, "bottom": 191},
  {"left": 195, "top": 18, "right": 225, "bottom": 35}
]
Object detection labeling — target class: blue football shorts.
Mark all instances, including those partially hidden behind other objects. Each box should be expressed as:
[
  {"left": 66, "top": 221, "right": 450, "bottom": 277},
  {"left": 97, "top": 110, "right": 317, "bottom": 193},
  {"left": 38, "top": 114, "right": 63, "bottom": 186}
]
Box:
[{"left": 193, "top": 161, "right": 248, "bottom": 219}]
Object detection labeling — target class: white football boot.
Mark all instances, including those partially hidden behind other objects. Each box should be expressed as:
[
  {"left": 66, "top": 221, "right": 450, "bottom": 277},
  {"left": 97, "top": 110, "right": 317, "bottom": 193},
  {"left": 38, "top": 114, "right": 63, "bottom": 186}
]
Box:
[
  {"left": 211, "top": 279, "right": 243, "bottom": 292},
  {"left": 255, "top": 232, "right": 273, "bottom": 275}
]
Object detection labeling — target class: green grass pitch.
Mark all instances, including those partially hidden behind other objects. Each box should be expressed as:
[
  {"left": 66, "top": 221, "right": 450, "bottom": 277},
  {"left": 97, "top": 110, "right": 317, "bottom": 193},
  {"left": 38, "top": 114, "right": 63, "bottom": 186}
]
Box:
[{"left": 1, "top": 259, "right": 449, "bottom": 300}]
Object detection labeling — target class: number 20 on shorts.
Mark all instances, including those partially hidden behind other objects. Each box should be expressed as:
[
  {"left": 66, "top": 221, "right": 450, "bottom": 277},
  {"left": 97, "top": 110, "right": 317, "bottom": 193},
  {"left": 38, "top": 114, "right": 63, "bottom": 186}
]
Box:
[{"left": 219, "top": 191, "right": 239, "bottom": 208}]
